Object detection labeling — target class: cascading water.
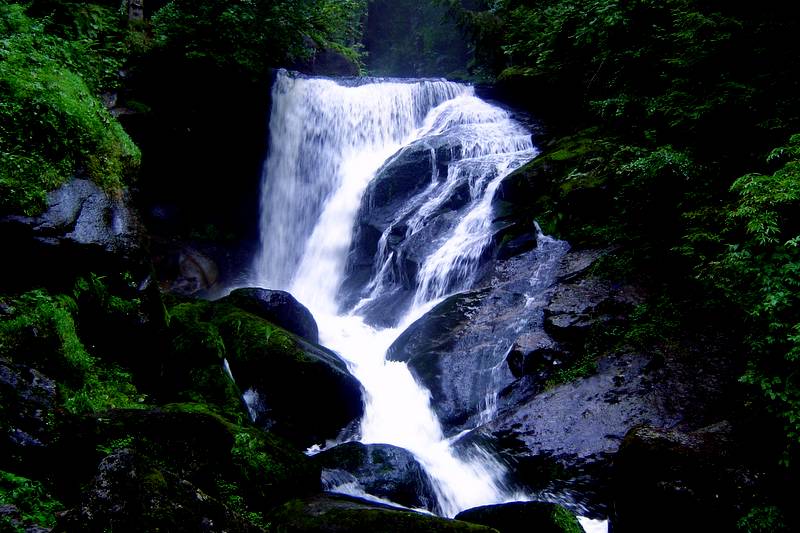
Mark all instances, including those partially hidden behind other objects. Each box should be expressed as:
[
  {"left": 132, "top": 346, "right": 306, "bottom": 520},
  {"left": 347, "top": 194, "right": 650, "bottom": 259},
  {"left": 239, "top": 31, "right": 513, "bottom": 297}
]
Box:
[{"left": 254, "top": 70, "right": 543, "bottom": 518}]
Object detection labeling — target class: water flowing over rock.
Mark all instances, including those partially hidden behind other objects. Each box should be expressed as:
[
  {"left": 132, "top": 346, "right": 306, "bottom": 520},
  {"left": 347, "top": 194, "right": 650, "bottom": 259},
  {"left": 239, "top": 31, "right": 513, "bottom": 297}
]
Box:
[
  {"left": 253, "top": 70, "right": 540, "bottom": 517},
  {"left": 314, "top": 442, "right": 439, "bottom": 512},
  {"left": 387, "top": 235, "right": 569, "bottom": 433}
]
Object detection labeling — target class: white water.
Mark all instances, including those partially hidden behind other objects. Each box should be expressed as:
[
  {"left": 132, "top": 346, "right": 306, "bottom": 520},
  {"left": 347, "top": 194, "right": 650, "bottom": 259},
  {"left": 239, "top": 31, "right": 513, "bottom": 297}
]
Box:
[{"left": 254, "top": 70, "right": 593, "bottom": 521}]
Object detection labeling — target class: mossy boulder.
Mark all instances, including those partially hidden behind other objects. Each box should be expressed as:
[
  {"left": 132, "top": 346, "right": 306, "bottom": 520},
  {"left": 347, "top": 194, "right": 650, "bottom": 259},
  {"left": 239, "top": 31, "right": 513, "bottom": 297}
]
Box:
[
  {"left": 167, "top": 300, "right": 364, "bottom": 448},
  {"left": 265, "top": 493, "right": 497, "bottom": 532},
  {"left": 54, "top": 405, "right": 319, "bottom": 531},
  {"left": 491, "top": 130, "right": 616, "bottom": 248},
  {"left": 455, "top": 501, "right": 584, "bottom": 533},
  {"left": 313, "top": 442, "right": 438, "bottom": 512},
  {"left": 220, "top": 287, "right": 319, "bottom": 344},
  {"left": 55, "top": 448, "right": 264, "bottom": 533},
  {"left": 213, "top": 304, "right": 363, "bottom": 447}
]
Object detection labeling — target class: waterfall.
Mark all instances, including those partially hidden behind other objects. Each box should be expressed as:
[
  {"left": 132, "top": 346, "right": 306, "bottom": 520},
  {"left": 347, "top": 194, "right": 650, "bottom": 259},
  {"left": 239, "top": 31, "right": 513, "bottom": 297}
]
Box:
[{"left": 253, "top": 70, "right": 536, "bottom": 517}]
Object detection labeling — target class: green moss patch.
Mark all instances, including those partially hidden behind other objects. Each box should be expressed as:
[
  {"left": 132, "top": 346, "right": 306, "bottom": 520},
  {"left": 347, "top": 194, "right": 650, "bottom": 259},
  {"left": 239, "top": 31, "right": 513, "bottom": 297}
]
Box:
[{"left": 0, "top": 470, "right": 64, "bottom": 531}]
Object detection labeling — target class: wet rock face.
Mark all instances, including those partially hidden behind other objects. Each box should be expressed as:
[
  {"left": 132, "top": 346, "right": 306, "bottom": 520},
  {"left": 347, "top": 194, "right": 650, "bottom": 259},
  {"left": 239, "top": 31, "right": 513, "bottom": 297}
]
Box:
[
  {"left": 0, "top": 359, "right": 57, "bottom": 466},
  {"left": 387, "top": 240, "right": 570, "bottom": 433},
  {"left": 338, "top": 136, "right": 468, "bottom": 326},
  {"left": 474, "top": 344, "right": 735, "bottom": 514},
  {"left": 0, "top": 179, "right": 147, "bottom": 291},
  {"left": 314, "top": 442, "right": 439, "bottom": 512},
  {"left": 221, "top": 287, "right": 320, "bottom": 344}
]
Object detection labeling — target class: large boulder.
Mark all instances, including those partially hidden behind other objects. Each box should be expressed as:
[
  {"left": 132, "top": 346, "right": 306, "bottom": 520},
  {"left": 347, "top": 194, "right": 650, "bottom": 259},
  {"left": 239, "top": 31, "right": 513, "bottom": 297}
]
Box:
[
  {"left": 610, "top": 423, "right": 767, "bottom": 532},
  {"left": 455, "top": 501, "right": 584, "bottom": 533},
  {"left": 211, "top": 303, "right": 363, "bottom": 447},
  {"left": 471, "top": 344, "right": 735, "bottom": 514},
  {"left": 0, "top": 178, "right": 147, "bottom": 291},
  {"left": 220, "top": 288, "right": 319, "bottom": 344},
  {"left": 313, "top": 442, "right": 438, "bottom": 512},
  {"left": 264, "top": 493, "right": 496, "bottom": 532}
]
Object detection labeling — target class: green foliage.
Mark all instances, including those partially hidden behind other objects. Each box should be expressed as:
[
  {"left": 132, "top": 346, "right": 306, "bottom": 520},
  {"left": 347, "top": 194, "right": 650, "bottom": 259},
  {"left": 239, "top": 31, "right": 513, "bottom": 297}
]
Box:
[
  {"left": 215, "top": 478, "right": 271, "bottom": 530},
  {"left": 96, "top": 435, "right": 135, "bottom": 455},
  {"left": 0, "top": 2, "right": 140, "bottom": 215},
  {"left": 0, "top": 470, "right": 64, "bottom": 530},
  {"left": 364, "top": 0, "right": 470, "bottom": 77},
  {"left": 151, "top": 0, "right": 367, "bottom": 77},
  {"left": 737, "top": 505, "right": 789, "bottom": 532},
  {"left": 710, "top": 135, "right": 800, "bottom": 464},
  {"left": 0, "top": 288, "right": 145, "bottom": 414},
  {"left": 169, "top": 301, "right": 226, "bottom": 361}
]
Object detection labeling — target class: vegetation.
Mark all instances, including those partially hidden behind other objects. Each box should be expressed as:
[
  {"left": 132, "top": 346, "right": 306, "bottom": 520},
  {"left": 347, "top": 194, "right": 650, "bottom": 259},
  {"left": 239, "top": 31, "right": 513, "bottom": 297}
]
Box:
[
  {"left": 443, "top": 0, "right": 800, "bottom": 470},
  {"left": 0, "top": 470, "right": 63, "bottom": 531},
  {"left": 0, "top": 288, "right": 145, "bottom": 413},
  {"left": 1, "top": 0, "right": 799, "bottom": 529},
  {"left": 0, "top": 1, "right": 140, "bottom": 215}
]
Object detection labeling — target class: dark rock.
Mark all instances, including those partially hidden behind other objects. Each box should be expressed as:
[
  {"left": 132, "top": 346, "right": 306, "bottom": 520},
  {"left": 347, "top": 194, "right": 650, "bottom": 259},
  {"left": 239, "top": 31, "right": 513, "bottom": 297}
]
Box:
[
  {"left": 475, "top": 345, "right": 735, "bottom": 514},
  {"left": 339, "top": 136, "right": 465, "bottom": 323},
  {"left": 387, "top": 239, "right": 569, "bottom": 432},
  {"left": 264, "top": 493, "right": 496, "bottom": 532},
  {"left": 213, "top": 304, "right": 363, "bottom": 447},
  {"left": 542, "top": 277, "right": 637, "bottom": 344},
  {"left": 505, "top": 342, "right": 570, "bottom": 380},
  {"left": 313, "top": 442, "right": 438, "bottom": 512},
  {"left": 55, "top": 448, "right": 263, "bottom": 533},
  {"left": 52, "top": 405, "right": 319, "bottom": 520},
  {"left": 220, "top": 288, "right": 319, "bottom": 344},
  {"left": 171, "top": 247, "right": 219, "bottom": 296},
  {"left": 0, "top": 359, "right": 57, "bottom": 469},
  {"left": 0, "top": 178, "right": 147, "bottom": 292},
  {"left": 455, "top": 501, "right": 584, "bottom": 533},
  {"left": 387, "top": 288, "right": 495, "bottom": 429},
  {"left": 610, "top": 422, "right": 762, "bottom": 532}
]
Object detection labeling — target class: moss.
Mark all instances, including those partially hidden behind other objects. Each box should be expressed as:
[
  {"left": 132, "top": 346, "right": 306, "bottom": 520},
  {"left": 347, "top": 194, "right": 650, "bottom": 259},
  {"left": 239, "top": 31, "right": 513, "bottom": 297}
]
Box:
[
  {"left": 165, "top": 302, "right": 247, "bottom": 423},
  {"left": 551, "top": 504, "right": 584, "bottom": 533},
  {"left": 169, "top": 301, "right": 226, "bottom": 361},
  {"left": 544, "top": 352, "right": 598, "bottom": 390},
  {"left": 0, "top": 470, "right": 64, "bottom": 530},
  {"left": 161, "top": 402, "right": 319, "bottom": 508},
  {"left": 0, "top": 289, "right": 146, "bottom": 414},
  {"left": 212, "top": 305, "right": 310, "bottom": 366},
  {"left": 494, "top": 128, "right": 621, "bottom": 247},
  {"left": 0, "top": 3, "right": 139, "bottom": 216}
]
